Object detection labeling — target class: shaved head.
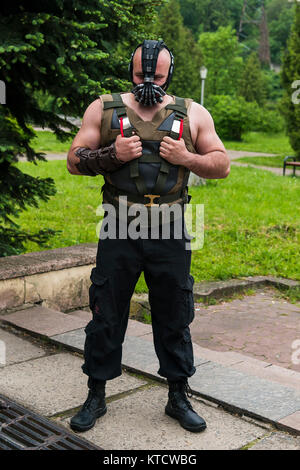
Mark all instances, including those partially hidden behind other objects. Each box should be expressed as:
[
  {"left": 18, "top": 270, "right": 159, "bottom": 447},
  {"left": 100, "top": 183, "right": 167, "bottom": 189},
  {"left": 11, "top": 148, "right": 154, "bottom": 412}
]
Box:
[
  {"left": 132, "top": 46, "right": 171, "bottom": 71},
  {"left": 132, "top": 46, "right": 172, "bottom": 88}
]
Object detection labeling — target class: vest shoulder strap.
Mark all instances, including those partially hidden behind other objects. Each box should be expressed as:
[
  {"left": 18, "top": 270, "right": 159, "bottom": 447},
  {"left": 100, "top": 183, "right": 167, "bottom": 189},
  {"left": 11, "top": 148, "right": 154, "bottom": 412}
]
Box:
[
  {"left": 165, "top": 96, "right": 188, "bottom": 118},
  {"left": 102, "top": 93, "right": 133, "bottom": 137},
  {"left": 102, "top": 93, "right": 127, "bottom": 116},
  {"left": 165, "top": 96, "right": 190, "bottom": 140}
]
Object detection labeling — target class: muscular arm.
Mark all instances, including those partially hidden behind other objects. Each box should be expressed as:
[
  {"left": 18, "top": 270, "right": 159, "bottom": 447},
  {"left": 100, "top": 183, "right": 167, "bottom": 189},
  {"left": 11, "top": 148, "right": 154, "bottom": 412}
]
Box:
[
  {"left": 160, "top": 102, "right": 230, "bottom": 179},
  {"left": 67, "top": 99, "right": 102, "bottom": 175},
  {"left": 185, "top": 102, "right": 230, "bottom": 179}
]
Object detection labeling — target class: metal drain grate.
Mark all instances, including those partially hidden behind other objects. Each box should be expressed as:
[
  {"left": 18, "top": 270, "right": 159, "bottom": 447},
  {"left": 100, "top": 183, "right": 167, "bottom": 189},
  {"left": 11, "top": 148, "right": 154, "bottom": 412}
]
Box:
[{"left": 0, "top": 394, "right": 102, "bottom": 450}]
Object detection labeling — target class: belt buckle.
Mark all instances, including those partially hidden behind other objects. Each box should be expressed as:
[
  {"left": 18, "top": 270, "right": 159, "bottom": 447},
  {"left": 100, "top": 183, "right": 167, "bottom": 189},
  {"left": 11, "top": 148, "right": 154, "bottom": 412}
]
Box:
[{"left": 144, "top": 194, "right": 160, "bottom": 207}]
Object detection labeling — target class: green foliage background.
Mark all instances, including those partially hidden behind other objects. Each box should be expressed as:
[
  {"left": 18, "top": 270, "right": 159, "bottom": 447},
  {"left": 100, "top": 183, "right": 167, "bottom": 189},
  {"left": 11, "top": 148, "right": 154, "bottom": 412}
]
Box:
[{"left": 0, "top": 0, "right": 299, "bottom": 257}]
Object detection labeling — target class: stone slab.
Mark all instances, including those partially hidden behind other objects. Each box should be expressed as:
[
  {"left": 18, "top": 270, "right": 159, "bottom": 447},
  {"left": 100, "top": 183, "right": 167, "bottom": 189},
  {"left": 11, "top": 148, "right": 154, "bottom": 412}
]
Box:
[
  {"left": 0, "top": 243, "right": 97, "bottom": 280},
  {"left": 279, "top": 411, "right": 300, "bottom": 433},
  {"left": 230, "top": 363, "right": 300, "bottom": 392},
  {"left": 126, "top": 319, "right": 152, "bottom": 337},
  {"left": 123, "top": 335, "right": 159, "bottom": 370},
  {"left": 0, "top": 305, "right": 87, "bottom": 337},
  {"left": 51, "top": 328, "right": 86, "bottom": 352},
  {"left": 0, "top": 327, "right": 46, "bottom": 366},
  {"left": 67, "top": 310, "right": 92, "bottom": 322},
  {"left": 0, "top": 352, "right": 147, "bottom": 416},
  {"left": 122, "top": 336, "right": 211, "bottom": 380},
  {"left": 192, "top": 344, "right": 270, "bottom": 367},
  {"left": 249, "top": 431, "right": 300, "bottom": 450},
  {"left": 57, "top": 386, "right": 267, "bottom": 450},
  {"left": 193, "top": 276, "right": 299, "bottom": 300},
  {"left": 189, "top": 362, "right": 300, "bottom": 422}
]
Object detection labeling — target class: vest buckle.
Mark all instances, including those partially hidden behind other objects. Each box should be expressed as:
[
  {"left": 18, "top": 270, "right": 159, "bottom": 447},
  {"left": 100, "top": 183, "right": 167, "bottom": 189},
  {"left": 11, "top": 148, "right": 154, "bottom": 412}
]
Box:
[{"left": 144, "top": 194, "right": 160, "bottom": 207}]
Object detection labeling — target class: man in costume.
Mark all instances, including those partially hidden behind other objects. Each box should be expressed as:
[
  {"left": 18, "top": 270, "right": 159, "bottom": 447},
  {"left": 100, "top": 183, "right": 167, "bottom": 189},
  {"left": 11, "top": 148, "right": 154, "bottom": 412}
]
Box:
[{"left": 67, "top": 40, "right": 230, "bottom": 433}]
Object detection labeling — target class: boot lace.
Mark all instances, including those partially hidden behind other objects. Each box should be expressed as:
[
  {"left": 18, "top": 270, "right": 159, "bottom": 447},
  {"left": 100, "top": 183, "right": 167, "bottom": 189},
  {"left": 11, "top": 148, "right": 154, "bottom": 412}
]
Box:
[
  {"left": 184, "top": 382, "right": 194, "bottom": 399},
  {"left": 171, "top": 382, "right": 194, "bottom": 411}
]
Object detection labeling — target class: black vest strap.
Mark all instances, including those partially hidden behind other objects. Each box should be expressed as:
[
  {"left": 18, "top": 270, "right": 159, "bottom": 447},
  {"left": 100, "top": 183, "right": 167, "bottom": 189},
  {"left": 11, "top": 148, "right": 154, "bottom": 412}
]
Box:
[
  {"left": 104, "top": 94, "right": 190, "bottom": 200},
  {"left": 103, "top": 93, "right": 133, "bottom": 136}
]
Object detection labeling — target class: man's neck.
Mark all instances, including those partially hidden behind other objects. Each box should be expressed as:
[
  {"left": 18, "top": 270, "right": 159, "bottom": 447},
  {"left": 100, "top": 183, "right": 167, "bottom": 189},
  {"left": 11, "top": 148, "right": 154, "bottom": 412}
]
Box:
[{"left": 123, "top": 92, "right": 173, "bottom": 111}]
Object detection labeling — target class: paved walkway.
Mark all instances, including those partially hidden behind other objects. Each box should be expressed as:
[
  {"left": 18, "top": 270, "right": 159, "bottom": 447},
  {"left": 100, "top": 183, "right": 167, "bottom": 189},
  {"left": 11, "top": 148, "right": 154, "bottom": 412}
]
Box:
[
  {"left": 192, "top": 286, "right": 300, "bottom": 371},
  {"left": 0, "top": 282, "right": 300, "bottom": 450}
]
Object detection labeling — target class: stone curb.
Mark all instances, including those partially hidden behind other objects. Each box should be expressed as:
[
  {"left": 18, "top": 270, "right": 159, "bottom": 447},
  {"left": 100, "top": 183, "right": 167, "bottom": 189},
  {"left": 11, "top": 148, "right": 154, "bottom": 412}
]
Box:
[
  {"left": 46, "top": 324, "right": 300, "bottom": 436},
  {"left": 193, "top": 275, "right": 299, "bottom": 302}
]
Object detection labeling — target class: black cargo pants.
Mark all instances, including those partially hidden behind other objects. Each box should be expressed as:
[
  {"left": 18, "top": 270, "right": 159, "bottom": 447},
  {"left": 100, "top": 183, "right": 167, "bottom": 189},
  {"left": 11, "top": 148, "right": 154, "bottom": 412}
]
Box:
[{"left": 82, "top": 214, "right": 196, "bottom": 382}]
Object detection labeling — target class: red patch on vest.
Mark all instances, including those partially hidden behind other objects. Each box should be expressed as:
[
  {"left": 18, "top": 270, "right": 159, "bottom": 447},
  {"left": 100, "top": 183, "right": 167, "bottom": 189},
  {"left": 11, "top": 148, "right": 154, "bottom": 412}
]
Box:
[{"left": 94, "top": 305, "right": 101, "bottom": 315}]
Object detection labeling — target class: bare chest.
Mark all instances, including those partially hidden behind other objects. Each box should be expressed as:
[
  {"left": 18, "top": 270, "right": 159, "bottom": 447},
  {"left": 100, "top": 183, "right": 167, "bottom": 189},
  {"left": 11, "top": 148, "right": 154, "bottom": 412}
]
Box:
[{"left": 121, "top": 93, "right": 173, "bottom": 122}]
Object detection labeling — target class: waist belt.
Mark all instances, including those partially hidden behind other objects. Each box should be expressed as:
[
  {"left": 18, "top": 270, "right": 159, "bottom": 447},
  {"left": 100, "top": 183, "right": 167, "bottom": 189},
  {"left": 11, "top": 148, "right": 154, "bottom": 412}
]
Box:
[{"left": 102, "top": 182, "right": 190, "bottom": 207}]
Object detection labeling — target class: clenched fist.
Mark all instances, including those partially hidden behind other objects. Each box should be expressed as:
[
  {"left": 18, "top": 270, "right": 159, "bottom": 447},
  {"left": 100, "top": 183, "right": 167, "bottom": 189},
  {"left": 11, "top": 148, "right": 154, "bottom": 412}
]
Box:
[
  {"left": 115, "top": 133, "right": 143, "bottom": 163},
  {"left": 159, "top": 137, "right": 189, "bottom": 166}
]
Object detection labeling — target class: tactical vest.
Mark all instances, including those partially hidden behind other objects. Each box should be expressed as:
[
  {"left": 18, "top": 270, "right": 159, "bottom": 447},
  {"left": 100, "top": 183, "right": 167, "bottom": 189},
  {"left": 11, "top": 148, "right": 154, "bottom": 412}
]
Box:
[{"left": 99, "top": 92, "right": 197, "bottom": 222}]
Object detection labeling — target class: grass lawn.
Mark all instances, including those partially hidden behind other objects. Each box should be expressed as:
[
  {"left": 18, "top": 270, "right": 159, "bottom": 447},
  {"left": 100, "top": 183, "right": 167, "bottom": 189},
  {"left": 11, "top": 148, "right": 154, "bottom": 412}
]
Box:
[
  {"left": 234, "top": 155, "right": 286, "bottom": 167},
  {"left": 223, "top": 131, "right": 293, "bottom": 155},
  {"left": 32, "top": 130, "right": 73, "bottom": 153},
  {"left": 13, "top": 160, "right": 300, "bottom": 292}
]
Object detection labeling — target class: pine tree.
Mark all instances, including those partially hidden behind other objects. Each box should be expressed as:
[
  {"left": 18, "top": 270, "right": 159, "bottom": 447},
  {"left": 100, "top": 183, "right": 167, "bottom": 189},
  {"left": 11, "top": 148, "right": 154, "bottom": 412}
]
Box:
[
  {"left": 238, "top": 52, "right": 266, "bottom": 105},
  {"left": 281, "top": 2, "right": 300, "bottom": 158},
  {"left": 0, "top": 0, "right": 160, "bottom": 257}
]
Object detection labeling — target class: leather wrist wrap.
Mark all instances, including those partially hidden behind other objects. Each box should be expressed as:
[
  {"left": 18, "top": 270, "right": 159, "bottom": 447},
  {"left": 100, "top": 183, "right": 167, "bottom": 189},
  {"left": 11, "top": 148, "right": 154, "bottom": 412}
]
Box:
[{"left": 74, "top": 143, "right": 125, "bottom": 176}]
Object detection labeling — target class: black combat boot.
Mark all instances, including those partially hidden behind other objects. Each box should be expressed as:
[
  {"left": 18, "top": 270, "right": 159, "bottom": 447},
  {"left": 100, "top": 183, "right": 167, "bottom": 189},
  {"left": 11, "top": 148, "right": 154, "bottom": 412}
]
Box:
[
  {"left": 165, "top": 379, "right": 206, "bottom": 433},
  {"left": 70, "top": 378, "right": 107, "bottom": 432}
]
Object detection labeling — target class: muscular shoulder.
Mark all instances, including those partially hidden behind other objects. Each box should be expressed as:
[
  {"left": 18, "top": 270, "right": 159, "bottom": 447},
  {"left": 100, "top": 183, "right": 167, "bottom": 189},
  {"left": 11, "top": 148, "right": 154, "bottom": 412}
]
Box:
[
  {"left": 81, "top": 98, "right": 102, "bottom": 128},
  {"left": 185, "top": 101, "right": 216, "bottom": 147},
  {"left": 189, "top": 102, "right": 214, "bottom": 127}
]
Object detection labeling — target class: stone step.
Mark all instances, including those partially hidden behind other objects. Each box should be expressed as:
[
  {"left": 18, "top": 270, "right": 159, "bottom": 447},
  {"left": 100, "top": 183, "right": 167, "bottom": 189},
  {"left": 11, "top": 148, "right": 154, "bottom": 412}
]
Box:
[
  {"left": 0, "top": 305, "right": 87, "bottom": 337},
  {"left": 193, "top": 276, "right": 299, "bottom": 301}
]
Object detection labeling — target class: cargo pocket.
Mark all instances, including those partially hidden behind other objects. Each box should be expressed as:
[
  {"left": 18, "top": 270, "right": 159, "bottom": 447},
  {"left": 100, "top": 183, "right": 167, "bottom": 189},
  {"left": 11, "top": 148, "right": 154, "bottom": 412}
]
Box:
[
  {"left": 82, "top": 320, "right": 98, "bottom": 376},
  {"left": 89, "top": 267, "right": 118, "bottom": 327},
  {"left": 179, "top": 274, "right": 195, "bottom": 326}
]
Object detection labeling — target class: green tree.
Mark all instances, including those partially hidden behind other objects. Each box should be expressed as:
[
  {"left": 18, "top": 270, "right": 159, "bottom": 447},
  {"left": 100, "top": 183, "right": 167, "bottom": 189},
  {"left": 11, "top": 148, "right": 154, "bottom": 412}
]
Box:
[
  {"left": 281, "top": 2, "right": 300, "bottom": 158},
  {"left": 267, "top": 0, "right": 295, "bottom": 64},
  {"left": 154, "top": 0, "right": 202, "bottom": 101},
  {"left": 178, "top": 0, "right": 244, "bottom": 37},
  {"left": 198, "top": 26, "right": 244, "bottom": 96},
  {"left": 238, "top": 52, "right": 267, "bottom": 105},
  {"left": 0, "top": 0, "right": 161, "bottom": 257}
]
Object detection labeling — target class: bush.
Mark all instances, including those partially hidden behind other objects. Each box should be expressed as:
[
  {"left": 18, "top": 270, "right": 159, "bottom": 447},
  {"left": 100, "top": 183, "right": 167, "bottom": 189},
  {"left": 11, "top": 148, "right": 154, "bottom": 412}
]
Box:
[
  {"left": 206, "top": 95, "right": 285, "bottom": 140},
  {"left": 253, "top": 108, "right": 285, "bottom": 134},
  {"left": 206, "top": 95, "right": 260, "bottom": 141}
]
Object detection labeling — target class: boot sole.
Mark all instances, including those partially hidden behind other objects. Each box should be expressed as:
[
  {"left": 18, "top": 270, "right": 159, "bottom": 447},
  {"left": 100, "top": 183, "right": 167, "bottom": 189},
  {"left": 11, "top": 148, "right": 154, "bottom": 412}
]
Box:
[
  {"left": 165, "top": 407, "right": 206, "bottom": 433},
  {"left": 70, "top": 406, "right": 107, "bottom": 433}
]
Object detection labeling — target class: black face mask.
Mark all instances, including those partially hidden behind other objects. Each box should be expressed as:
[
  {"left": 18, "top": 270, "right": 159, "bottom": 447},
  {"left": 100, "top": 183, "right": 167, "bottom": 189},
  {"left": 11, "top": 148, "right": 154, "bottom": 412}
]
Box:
[
  {"left": 132, "top": 82, "right": 166, "bottom": 106},
  {"left": 129, "top": 40, "right": 174, "bottom": 107}
]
